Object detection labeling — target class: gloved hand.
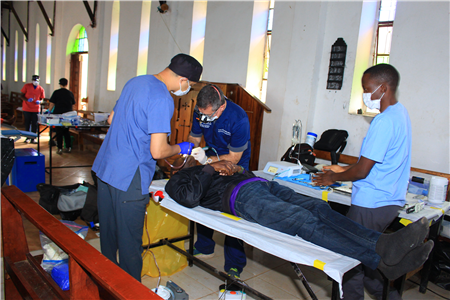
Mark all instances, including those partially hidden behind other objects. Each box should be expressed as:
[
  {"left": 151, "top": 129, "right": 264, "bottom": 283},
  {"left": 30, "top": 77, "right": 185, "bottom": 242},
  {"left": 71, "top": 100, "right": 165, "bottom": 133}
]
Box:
[
  {"left": 27, "top": 98, "right": 34, "bottom": 102},
  {"left": 177, "top": 142, "right": 194, "bottom": 155},
  {"left": 36, "top": 100, "right": 42, "bottom": 105},
  {"left": 191, "top": 147, "right": 207, "bottom": 164},
  {"left": 43, "top": 110, "right": 50, "bottom": 114}
]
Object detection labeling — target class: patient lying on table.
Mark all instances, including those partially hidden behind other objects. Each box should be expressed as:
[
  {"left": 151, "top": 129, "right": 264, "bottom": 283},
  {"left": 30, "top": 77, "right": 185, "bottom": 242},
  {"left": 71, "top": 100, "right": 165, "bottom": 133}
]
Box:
[{"left": 165, "top": 161, "right": 433, "bottom": 280}]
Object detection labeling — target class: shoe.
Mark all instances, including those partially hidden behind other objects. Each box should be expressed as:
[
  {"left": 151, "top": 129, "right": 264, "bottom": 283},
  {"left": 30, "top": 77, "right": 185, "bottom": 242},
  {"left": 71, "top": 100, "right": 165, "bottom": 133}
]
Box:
[
  {"left": 227, "top": 268, "right": 241, "bottom": 279},
  {"left": 56, "top": 148, "right": 63, "bottom": 155},
  {"left": 24, "top": 138, "right": 30, "bottom": 143},
  {"left": 64, "top": 147, "right": 72, "bottom": 153},
  {"left": 30, "top": 139, "right": 38, "bottom": 144},
  {"left": 193, "top": 248, "right": 215, "bottom": 259}
]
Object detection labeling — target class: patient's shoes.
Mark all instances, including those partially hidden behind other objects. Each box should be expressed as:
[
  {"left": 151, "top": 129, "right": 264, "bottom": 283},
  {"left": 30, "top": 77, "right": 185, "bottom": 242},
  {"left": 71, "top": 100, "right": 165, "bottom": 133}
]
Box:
[
  {"left": 193, "top": 248, "right": 215, "bottom": 259},
  {"left": 376, "top": 217, "right": 429, "bottom": 266},
  {"left": 378, "top": 240, "right": 433, "bottom": 280},
  {"left": 227, "top": 268, "right": 241, "bottom": 279}
]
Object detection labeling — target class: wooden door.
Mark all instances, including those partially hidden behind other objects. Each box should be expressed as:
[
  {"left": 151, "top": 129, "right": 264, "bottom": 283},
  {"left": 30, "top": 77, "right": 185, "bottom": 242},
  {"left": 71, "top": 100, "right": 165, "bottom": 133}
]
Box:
[{"left": 70, "top": 53, "right": 81, "bottom": 109}]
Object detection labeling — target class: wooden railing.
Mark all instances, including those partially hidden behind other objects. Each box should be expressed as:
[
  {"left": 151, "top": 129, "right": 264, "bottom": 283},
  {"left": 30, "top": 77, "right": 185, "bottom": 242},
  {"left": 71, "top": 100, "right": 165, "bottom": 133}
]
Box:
[{"left": 2, "top": 185, "right": 161, "bottom": 300}]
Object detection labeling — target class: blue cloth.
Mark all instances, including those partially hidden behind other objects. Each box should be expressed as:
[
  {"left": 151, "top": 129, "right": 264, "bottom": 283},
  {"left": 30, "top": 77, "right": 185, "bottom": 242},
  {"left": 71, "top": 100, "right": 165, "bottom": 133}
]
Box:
[
  {"left": 352, "top": 103, "right": 411, "bottom": 208},
  {"left": 191, "top": 99, "right": 251, "bottom": 170},
  {"left": 234, "top": 181, "right": 382, "bottom": 270},
  {"left": 97, "top": 168, "right": 149, "bottom": 282},
  {"left": 92, "top": 75, "right": 174, "bottom": 194}
]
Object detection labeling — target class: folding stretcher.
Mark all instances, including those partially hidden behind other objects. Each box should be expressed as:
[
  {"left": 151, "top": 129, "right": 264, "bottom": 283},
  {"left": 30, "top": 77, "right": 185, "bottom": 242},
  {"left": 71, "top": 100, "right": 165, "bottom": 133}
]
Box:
[{"left": 149, "top": 180, "right": 360, "bottom": 299}]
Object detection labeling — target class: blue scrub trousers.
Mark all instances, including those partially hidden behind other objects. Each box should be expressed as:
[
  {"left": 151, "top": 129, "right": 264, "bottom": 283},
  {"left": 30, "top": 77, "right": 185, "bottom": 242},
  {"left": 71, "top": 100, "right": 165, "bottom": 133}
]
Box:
[
  {"left": 97, "top": 168, "right": 149, "bottom": 282},
  {"left": 195, "top": 224, "right": 247, "bottom": 273}
]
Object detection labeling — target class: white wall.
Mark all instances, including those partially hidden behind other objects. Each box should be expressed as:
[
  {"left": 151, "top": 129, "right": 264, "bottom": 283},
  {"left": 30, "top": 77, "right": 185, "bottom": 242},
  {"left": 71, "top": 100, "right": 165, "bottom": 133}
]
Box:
[
  {"left": 2, "top": 1, "right": 448, "bottom": 173},
  {"left": 390, "top": 1, "right": 449, "bottom": 172}
]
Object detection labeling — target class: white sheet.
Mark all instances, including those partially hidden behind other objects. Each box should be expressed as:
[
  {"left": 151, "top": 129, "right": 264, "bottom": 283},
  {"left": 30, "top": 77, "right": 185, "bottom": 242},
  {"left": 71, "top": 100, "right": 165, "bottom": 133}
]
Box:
[{"left": 149, "top": 180, "right": 360, "bottom": 298}]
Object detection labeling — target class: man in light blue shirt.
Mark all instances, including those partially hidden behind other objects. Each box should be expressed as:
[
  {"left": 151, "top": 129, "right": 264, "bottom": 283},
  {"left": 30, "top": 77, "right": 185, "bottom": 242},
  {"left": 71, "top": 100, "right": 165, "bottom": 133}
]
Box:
[
  {"left": 314, "top": 64, "right": 411, "bottom": 300},
  {"left": 92, "top": 54, "right": 202, "bottom": 281}
]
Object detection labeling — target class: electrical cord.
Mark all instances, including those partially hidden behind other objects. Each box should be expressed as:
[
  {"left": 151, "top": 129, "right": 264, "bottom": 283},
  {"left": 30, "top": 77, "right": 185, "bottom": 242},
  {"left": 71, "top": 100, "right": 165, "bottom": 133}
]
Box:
[
  {"left": 407, "top": 279, "right": 450, "bottom": 300},
  {"left": 142, "top": 210, "right": 162, "bottom": 292}
]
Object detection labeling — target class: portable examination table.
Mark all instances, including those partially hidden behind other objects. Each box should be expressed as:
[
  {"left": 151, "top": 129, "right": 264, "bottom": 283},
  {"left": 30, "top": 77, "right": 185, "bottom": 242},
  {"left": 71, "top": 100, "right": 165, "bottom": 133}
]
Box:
[{"left": 149, "top": 180, "right": 360, "bottom": 299}]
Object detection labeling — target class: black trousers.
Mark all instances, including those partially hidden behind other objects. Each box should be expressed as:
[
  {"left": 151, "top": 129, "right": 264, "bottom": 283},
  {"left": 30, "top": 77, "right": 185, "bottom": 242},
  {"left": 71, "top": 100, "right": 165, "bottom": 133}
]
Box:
[
  {"left": 23, "top": 111, "right": 38, "bottom": 135},
  {"left": 54, "top": 127, "right": 72, "bottom": 149}
]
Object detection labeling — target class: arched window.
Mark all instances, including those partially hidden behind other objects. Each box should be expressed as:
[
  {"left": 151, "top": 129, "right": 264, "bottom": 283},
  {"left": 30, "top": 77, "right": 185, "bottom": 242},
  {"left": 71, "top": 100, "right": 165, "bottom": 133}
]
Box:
[
  {"left": 73, "top": 26, "right": 89, "bottom": 53},
  {"left": 14, "top": 31, "right": 18, "bottom": 82},
  {"left": 107, "top": 1, "right": 120, "bottom": 91},
  {"left": 22, "top": 35, "right": 26, "bottom": 82},
  {"left": 35, "top": 24, "right": 40, "bottom": 75}
]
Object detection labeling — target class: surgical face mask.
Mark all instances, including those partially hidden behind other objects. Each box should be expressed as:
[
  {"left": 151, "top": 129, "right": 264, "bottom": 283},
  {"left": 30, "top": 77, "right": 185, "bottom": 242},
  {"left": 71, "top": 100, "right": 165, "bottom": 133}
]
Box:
[
  {"left": 172, "top": 79, "right": 190, "bottom": 96},
  {"left": 363, "top": 84, "right": 384, "bottom": 110},
  {"left": 32, "top": 80, "right": 39, "bottom": 86}
]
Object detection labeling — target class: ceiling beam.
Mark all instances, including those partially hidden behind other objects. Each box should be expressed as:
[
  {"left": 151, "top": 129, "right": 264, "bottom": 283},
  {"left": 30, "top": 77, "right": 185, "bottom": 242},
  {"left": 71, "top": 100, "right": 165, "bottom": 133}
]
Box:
[
  {"left": 8, "top": 1, "right": 28, "bottom": 41},
  {"left": 1, "top": 27, "right": 10, "bottom": 46},
  {"left": 83, "top": 1, "right": 97, "bottom": 28},
  {"left": 36, "top": 1, "right": 55, "bottom": 36}
]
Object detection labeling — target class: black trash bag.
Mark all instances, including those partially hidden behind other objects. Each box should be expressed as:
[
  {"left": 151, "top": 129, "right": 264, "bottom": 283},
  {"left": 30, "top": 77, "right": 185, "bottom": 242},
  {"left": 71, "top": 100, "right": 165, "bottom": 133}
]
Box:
[{"left": 429, "top": 240, "right": 450, "bottom": 291}]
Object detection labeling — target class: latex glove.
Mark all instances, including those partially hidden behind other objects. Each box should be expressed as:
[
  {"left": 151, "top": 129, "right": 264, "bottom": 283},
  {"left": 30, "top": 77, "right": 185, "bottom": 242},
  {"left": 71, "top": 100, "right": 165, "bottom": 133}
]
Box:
[
  {"left": 177, "top": 142, "right": 194, "bottom": 155},
  {"left": 36, "top": 100, "right": 42, "bottom": 105},
  {"left": 191, "top": 147, "right": 207, "bottom": 164},
  {"left": 43, "top": 110, "right": 50, "bottom": 114},
  {"left": 27, "top": 98, "right": 33, "bottom": 102}
]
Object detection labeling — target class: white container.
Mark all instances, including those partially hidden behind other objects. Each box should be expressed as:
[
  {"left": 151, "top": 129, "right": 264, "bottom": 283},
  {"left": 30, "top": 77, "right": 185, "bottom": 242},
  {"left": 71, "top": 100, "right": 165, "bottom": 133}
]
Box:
[
  {"left": 151, "top": 286, "right": 171, "bottom": 300},
  {"left": 428, "top": 176, "right": 448, "bottom": 204},
  {"left": 305, "top": 132, "right": 317, "bottom": 148}
]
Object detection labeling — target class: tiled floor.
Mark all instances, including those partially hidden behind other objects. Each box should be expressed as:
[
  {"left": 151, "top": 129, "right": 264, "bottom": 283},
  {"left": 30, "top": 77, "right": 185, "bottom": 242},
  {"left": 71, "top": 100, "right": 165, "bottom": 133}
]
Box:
[{"left": 8, "top": 123, "right": 450, "bottom": 299}]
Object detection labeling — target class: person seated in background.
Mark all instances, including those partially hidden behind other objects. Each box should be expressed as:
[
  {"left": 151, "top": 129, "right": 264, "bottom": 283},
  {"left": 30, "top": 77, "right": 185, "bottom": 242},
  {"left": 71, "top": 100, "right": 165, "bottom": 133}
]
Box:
[
  {"left": 48, "top": 78, "right": 76, "bottom": 154},
  {"left": 165, "top": 160, "right": 433, "bottom": 281}
]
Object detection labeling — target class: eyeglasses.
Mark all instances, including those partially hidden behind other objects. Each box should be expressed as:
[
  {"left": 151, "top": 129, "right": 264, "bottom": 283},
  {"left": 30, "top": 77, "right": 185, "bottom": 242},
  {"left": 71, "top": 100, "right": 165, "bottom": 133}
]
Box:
[{"left": 195, "top": 106, "right": 219, "bottom": 123}]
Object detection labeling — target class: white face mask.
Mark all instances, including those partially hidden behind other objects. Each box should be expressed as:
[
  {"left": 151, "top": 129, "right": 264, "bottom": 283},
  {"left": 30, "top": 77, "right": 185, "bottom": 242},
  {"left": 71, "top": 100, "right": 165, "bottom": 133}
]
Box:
[
  {"left": 32, "top": 80, "right": 39, "bottom": 86},
  {"left": 363, "top": 84, "right": 384, "bottom": 110},
  {"left": 172, "top": 79, "right": 190, "bottom": 96}
]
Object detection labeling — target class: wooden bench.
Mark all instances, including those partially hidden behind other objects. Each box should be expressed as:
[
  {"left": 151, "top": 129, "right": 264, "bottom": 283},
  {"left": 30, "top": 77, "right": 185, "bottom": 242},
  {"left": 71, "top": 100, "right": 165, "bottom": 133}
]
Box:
[{"left": 2, "top": 185, "right": 160, "bottom": 299}]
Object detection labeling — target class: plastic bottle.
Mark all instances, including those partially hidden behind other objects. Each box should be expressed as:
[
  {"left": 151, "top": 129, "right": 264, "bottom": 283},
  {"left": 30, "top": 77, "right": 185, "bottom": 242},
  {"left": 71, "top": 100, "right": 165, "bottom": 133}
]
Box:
[
  {"left": 428, "top": 176, "right": 449, "bottom": 204},
  {"left": 305, "top": 132, "right": 317, "bottom": 148}
]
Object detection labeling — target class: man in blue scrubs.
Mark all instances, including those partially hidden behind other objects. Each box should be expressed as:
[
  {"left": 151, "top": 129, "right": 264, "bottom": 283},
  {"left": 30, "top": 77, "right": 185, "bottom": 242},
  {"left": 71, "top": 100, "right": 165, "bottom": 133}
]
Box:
[
  {"left": 92, "top": 53, "right": 202, "bottom": 281},
  {"left": 188, "top": 84, "right": 251, "bottom": 279},
  {"left": 313, "top": 64, "right": 411, "bottom": 300}
]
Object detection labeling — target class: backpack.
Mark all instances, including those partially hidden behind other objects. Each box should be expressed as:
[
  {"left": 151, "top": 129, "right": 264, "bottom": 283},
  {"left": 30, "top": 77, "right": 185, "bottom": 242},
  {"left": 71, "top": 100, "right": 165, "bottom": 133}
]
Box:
[
  {"left": 313, "top": 129, "right": 348, "bottom": 164},
  {"left": 37, "top": 183, "right": 80, "bottom": 215}
]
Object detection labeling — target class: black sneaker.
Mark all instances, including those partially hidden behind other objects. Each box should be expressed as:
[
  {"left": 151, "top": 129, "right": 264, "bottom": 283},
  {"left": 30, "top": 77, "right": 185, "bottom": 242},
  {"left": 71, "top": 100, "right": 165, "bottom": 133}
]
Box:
[
  {"left": 64, "top": 147, "right": 72, "bottom": 153},
  {"left": 56, "top": 148, "right": 63, "bottom": 155},
  {"left": 30, "top": 139, "right": 38, "bottom": 144}
]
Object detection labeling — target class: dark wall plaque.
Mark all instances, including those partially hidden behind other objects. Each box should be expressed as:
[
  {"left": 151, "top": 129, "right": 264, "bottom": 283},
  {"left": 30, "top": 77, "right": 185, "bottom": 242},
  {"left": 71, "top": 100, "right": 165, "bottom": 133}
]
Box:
[{"left": 326, "top": 38, "right": 347, "bottom": 90}]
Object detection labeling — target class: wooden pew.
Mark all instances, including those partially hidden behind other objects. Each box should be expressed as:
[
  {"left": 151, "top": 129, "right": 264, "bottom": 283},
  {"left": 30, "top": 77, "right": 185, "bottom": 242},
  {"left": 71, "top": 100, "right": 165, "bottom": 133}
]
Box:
[{"left": 2, "top": 185, "right": 160, "bottom": 300}]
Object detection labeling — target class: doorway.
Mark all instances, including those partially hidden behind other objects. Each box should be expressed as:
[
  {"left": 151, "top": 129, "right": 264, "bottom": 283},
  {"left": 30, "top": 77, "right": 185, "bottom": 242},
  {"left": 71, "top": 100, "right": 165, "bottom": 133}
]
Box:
[{"left": 67, "top": 25, "right": 89, "bottom": 111}]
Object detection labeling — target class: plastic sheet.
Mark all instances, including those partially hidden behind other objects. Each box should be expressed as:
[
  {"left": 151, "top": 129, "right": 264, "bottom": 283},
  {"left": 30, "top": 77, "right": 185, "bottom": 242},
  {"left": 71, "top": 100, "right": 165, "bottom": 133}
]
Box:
[{"left": 141, "top": 200, "right": 189, "bottom": 277}]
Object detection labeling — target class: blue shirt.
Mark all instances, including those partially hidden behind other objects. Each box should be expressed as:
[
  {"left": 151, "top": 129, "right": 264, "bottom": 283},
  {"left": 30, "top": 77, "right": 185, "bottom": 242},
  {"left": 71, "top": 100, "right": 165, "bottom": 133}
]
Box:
[
  {"left": 92, "top": 75, "right": 174, "bottom": 194},
  {"left": 352, "top": 102, "right": 412, "bottom": 208},
  {"left": 190, "top": 99, "right": 251, "bottom": 170}
]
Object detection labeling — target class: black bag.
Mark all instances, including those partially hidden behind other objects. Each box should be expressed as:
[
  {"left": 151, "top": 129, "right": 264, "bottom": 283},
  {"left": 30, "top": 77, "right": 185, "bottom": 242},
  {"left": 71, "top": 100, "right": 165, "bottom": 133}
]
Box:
[
  {"left": 37, "top": 183, "right": 61, "bottom": 215},
  {"left": 1, "top": 137, "right": 15, "bottom": 186},
  {"left": 314, "top": 129, "right": 348, "bottom": 164},
  {"left": 281, "top": 143, "right": 315, "bottom": 166},
  {"left": 80, "top": 181, "right": 99, "bottom": 229}
]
